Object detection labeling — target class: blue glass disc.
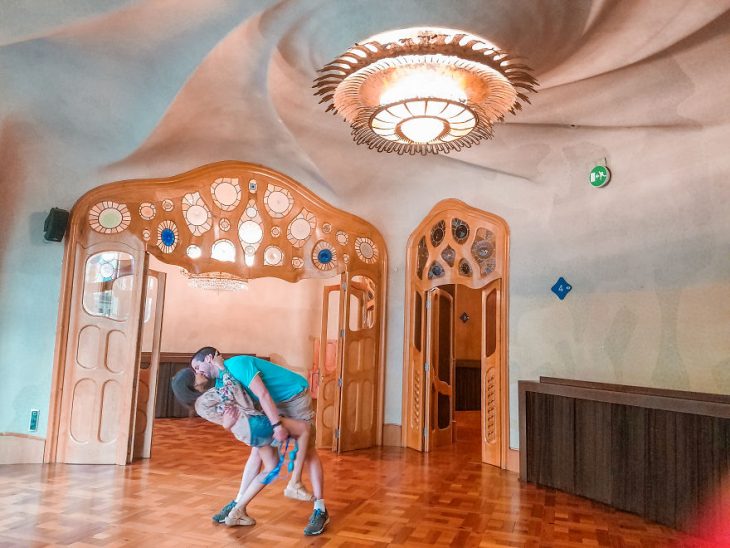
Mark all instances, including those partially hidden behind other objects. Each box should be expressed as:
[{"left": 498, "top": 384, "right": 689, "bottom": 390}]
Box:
[
  {"left": 161, "top": 227, "right": 176, "bottom": 246},
  {"left": 317, "top": 248, "right": 333, "bottom": 264}
]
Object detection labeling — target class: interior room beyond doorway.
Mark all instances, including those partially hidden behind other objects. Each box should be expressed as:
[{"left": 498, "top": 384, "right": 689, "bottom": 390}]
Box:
[
  {"left": 445, "top": 283, "right": 484, "bottom": 448},
  {"left": 141, "top": 255, "right": 337, "bottom": 459}
]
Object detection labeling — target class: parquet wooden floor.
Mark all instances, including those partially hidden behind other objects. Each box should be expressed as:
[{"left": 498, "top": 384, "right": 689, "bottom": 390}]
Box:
[{"left": 0, "top": 412, "right": 718, "bottom": 547}]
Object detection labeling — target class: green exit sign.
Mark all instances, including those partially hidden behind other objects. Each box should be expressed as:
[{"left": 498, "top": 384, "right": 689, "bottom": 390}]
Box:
[
  {"left": 589, "top": 165, "right": 611, "bottom": 187},
  {"left": 29, "top": 409, "right": 40, "bottom": 432}
]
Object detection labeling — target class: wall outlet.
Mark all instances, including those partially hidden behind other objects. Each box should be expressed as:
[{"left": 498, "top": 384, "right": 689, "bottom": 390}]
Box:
[{"left": 29, "top": 409, "right": 40, "bottom": 432}]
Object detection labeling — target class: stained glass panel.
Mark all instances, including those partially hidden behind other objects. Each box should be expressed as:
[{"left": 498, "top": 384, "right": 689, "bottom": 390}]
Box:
[
  {"left": 182, "top": 192, "right": 212, "bottom": 236},
  {"left": 139, "top": 202, "right": 156, "bottom": 221},
  {"left": 212, "top": 239, "right": 236, "bottom": 262},
  {"left": 287, "top": 208, "right": 316, "bottom": 248},
  {"left": 264, "top": 184, "right": 294, "bottom": 219},
  {"left": 312, "top": 240, "right": 337, "bottom": 271},
  {"left": 211, "top": 177, "right": 242, "bottom": 211},
  {"left": 427, "top": 261, "right": 445, "bottom": 279},
  {"left": 471, "top": 228, "right": 496, "bottom": 276},
  {"left": 156, "top": 220, "right": 178, "bottom": 253},
  {"left": 354, "top": 237, "right": 378, "bottom": 264},
  {"left": 451, "top": 218, "right": 470, "bottom": 244},
  {"left": 430, "top": 220, "right": 446, "bottom": 247},
  {"left": 441, "top": 245, "right": 455, "bottom": 267},
  {"left": 458, "top": 258, "right": 472, "bottom": 277},
  {"left": 264, "top": 245, "right": 284, "bottom": 266},
  {"left": 89, "top": 201, "right": 131, "bottom": 234},
  {"left": 416, "top": 236, "right": 428, "bottom": 279},
  {"left": 238, "top": 199, "right": 264, "bottom": 259}
]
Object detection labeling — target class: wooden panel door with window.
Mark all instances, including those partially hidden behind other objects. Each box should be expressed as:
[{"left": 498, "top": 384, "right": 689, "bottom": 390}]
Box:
[
  {"left": 55, "top": 243, "right": 148, "bottom": 465},
  {"left": 130, "top": 270, "right": 166, "bottom": 462},
  {"left": 424, "top": 287, "right": 454, "bottom": 450},
  {"left": 337, "top": 274, "right": 379, "bottom": 452},
  {"left": 316, "top": 282, "right": 342, "bottom": 450},
  {"left": 404, "top": 289, "right": 426, "bottom": 451}
]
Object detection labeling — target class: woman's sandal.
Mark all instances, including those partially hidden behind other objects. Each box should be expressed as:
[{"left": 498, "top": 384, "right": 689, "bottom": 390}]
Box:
[
  {"left": 224, "top": 506, "right": 256, "bottom": 527},
  {"left": 284, "top": 482, "right": 315, "bottom": 502}
]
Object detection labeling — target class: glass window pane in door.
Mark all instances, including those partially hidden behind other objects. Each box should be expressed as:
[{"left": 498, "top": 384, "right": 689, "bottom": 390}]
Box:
[{"left": 82, "top": 252, "right": 135, "bottom": 321}]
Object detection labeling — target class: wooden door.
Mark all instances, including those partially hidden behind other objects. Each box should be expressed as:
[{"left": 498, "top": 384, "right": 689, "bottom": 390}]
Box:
[
  {"left": 425, "top": 287, "right": 455, "bottom": 450},
  {"left": 337, "top": 273, "right": 379, "bottom": 452},
  {"left": 315, "top": 282, "right": 341, "bottom": 450},
  {"left": 130, "top": 270, "right": 166, "bottom": 461},
  {"left": 481, "top": 279, "right": 503, "bottom": 467},
  {"left": 55, "top": 243, "right": 148, "bottom": 465},
  {"left": 404, "top": 289, "right": 427, "bottom": 450}
]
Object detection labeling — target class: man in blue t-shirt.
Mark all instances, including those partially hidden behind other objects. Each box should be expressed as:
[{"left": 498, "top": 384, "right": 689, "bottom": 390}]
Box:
[{"left": 191, "top": 346, "right": 329, "bottom": 536}]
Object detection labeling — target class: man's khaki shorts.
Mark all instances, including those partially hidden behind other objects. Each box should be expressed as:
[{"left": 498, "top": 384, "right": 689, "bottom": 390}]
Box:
[{"left": 278, "top": 390, "right": 316, "bottom": 447}]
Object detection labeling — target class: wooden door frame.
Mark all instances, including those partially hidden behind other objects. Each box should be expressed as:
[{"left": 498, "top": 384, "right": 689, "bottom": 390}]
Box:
[
  {"left": 401, "top": 199, "right": 510, "bottom": 468},
  {"left": 45, "top": 160, "right": 388, "bottom": 463}
]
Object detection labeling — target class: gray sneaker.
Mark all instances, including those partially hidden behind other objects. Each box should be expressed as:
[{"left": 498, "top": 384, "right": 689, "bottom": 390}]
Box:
[
  {"left": 303, "top": 509, "right": 330, "bottom": 536},
  {"left": 212, "top": 500, "right": 236, "bottom": 523}
]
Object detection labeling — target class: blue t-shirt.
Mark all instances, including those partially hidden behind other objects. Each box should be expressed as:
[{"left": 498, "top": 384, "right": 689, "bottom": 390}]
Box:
[{"left": 219, "top": 355, "right": 308, "bottom": 403}]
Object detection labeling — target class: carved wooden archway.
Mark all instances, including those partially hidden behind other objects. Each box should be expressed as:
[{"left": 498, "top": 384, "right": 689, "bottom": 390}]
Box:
[
  {"left": 402, "top": 199, "right": 509, "bottom": 468},
  {"left": 46, "top": 161, "right": 387, "bottom": 464}
]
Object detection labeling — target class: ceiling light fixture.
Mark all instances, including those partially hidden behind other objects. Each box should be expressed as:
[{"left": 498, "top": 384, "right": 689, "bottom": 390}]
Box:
[
  {"left": 180, "top": 269, "right": 249, "bottom": 292},
  {"left": 314, "top": 27, "right": 538, "bottom": 154}
]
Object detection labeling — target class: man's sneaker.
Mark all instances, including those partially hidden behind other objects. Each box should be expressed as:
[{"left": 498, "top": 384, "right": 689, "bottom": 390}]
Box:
[
  {"left": 303, "top": 509, "right": 329, "bottom": 536},
  {"left": 284, "top": 482, "right": 314, "bottom": 502},
  {"left": 212, "top": 500, "right": 236, "bottom": 523}
]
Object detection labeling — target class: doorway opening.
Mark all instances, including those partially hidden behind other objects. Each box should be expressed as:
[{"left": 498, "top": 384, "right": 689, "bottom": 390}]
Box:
[
  {"left": 402, "top": 199, "right": 509, "bottom": 468},
  {"left": 134, "top": 255, "right": 348, "bottom": 462}
]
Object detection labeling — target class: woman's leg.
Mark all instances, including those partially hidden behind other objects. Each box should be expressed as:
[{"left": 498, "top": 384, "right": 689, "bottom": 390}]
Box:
[
  {"left": 235, "top": 447, "right": 262, "bottom": 502},
  {"left": 225, "top": 445, "right": 279, "bottom": 526},
  {"left": 280, "top": 418, "right": 310, "bottom": 489}
]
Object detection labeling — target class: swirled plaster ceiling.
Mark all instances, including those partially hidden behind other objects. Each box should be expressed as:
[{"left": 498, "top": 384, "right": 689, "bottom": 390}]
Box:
[
  {"left": 1, "top": 1, "right": 730, "bottom": 430},
  {"left": 2, "top": 1, "right": 728, "bottom": 200}
]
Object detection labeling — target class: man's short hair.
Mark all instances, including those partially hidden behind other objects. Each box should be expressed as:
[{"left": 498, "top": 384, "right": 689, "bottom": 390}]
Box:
[{"left": 191, "top": 346, "right": 218, "bottom": 368}]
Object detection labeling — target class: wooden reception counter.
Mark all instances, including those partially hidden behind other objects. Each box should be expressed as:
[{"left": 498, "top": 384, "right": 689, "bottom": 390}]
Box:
[{"left": 519, "top": 377, "right": 730, "bottom": 533}]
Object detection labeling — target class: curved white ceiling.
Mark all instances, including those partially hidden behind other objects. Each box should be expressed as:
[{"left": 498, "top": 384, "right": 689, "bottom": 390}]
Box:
[{"left": 1, "top": 0, "right": 729, "bottom": 217}]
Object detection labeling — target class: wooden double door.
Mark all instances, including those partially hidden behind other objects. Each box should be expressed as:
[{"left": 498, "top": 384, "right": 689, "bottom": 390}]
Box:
[
  {"left": 419, "top": 281, "right": 503, "bottom": 464},
  {"left": 315, "top": 273, "right": 379, "bottom": 452},
  {"left": 51, "top": 240, "right": 166, "bottom": 465}
]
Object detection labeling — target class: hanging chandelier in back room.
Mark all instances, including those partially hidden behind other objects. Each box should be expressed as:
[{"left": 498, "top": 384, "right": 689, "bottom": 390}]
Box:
[{"left": 314, "top": 27, "right": 538, "bottom": 155}]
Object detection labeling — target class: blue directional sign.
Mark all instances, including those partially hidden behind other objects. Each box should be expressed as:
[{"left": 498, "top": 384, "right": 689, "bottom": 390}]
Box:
[{"left": 551, "top": 277, "right": 573, "bottom": 300}]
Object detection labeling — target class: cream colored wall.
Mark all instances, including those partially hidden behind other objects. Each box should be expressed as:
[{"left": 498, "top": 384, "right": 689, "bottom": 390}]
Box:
[
  {"left": 147, "top": 257, "right": 331, "bottom": 375},
  {"left": 509, "top": 283, "right": 730, "bottom": 443}
]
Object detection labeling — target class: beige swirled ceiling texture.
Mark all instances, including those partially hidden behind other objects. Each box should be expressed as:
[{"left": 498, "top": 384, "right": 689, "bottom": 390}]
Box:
[{"left": 1, "top": 0, "right": 730, "bottom": 434}]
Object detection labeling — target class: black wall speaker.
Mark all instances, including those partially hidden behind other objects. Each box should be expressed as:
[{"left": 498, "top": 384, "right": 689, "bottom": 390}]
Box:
[{"left": 43, "top": 207, "right": 70, "bottom": 242}]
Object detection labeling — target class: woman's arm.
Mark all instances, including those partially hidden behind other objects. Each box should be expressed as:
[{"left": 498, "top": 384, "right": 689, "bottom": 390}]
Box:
[{"left": 222, "top": 405, "right": 239, "bottom": 430}]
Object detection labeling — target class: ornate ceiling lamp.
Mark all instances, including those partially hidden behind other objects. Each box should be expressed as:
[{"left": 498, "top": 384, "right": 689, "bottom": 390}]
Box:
[
  {"left": 180, "top": 269, "right": 249, "bottom": 292},
  {"left": 314, "top": 28, "right": 538, "bottom": 155}
]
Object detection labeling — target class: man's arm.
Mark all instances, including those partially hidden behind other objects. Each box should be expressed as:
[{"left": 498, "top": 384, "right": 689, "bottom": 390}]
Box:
[{"left": 248, "top": 375, "right": 289, "bottom": 442}]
